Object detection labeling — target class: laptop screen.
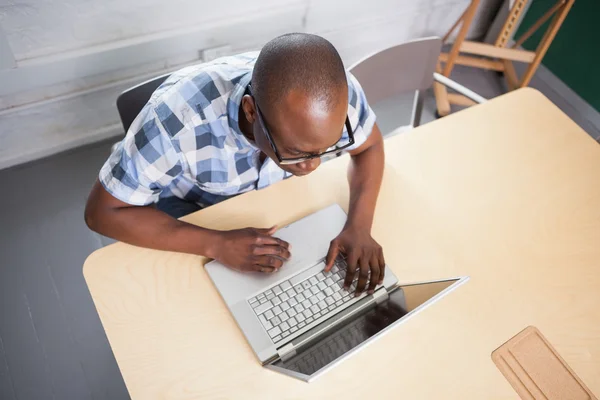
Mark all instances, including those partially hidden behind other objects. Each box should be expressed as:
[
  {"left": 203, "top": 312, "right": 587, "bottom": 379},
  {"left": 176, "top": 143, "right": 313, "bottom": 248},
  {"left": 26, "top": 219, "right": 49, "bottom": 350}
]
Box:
[{"left": 269, "top": 279, "right": 460, "bottom": 380}]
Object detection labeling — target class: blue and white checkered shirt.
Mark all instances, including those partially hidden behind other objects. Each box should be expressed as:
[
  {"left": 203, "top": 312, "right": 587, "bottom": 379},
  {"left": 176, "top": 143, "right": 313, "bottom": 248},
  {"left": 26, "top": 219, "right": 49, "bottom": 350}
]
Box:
[{"left": 100, "top": 52, "right": 376, "bottom": 207}]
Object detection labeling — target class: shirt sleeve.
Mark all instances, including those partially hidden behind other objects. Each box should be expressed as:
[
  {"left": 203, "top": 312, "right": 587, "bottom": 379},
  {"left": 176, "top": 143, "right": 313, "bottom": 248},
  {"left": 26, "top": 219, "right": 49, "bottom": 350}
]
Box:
[
  {"left": 99, "top": 104, "right": 183, "bottom": 206},
  {"left": 343, "top": 72, "right": 377, "bottom": 151}
]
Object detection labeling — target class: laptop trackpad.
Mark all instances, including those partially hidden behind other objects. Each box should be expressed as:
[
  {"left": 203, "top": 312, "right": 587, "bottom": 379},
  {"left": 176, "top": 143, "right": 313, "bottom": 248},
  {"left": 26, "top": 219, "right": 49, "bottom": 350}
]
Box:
[{"left": 268, "top": 278, "right": 463, "bottom": 381}]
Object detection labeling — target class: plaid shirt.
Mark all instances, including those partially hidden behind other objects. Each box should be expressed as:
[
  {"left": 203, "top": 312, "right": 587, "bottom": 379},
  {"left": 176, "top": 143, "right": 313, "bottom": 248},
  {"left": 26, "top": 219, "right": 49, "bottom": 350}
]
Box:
[{"left": 100, "top": 52, "right": 376, "bottom": 207}]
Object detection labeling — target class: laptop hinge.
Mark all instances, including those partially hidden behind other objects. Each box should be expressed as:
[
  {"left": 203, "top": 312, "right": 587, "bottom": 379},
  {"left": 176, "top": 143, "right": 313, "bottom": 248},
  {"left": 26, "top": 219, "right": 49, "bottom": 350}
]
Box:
[
  {"left": 373, "top": 287, "right": 389, "bottom": 304},
  {"left": 277, "top": 342, "right": 296, "bottom": 361},
  {"left": 274, "top": 287, "right": 389, "bottom": 363}
]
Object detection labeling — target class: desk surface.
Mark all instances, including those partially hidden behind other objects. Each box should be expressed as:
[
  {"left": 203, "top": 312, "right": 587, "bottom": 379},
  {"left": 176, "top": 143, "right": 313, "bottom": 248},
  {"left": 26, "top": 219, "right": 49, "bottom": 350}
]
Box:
[{"left": 84, "top": 89, "right": 600, "bottom": 399}]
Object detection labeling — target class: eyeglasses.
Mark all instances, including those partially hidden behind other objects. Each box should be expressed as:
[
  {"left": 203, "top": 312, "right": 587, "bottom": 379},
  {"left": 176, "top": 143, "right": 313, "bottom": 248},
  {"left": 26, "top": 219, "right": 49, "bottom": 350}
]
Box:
[{"left": 247, "top": 85, "right": 355, "bottom": 165}]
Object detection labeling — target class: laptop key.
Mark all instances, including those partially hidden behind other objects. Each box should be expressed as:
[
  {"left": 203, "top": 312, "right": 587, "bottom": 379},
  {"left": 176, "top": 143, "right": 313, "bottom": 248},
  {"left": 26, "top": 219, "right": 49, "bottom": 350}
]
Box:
[
  {"left": 310, "top": 305, "right": 319, "bottom": 314},
  {"left": 273, "top": 286, "right": 283, "bottom": 295},
  {"left": 328, "top": 305, "right": 336, "bottom": 311},
  {"left": 259, "top": 298, "right": 268, "bottom": 304},
  {"left": 267, "top": 293, "right": 275, "bottom": 300},
  {"left": 299, "top": 322, "right": 306, "bottom": 328},
  {"left": 316, "top": 272, "right": 326, "bottom": 281},
  {"left": 303, "top": 289, "right": 312, "bottom": 298},
  {"left": 314, "top": 312, "right": 321, "bottom": 319},
  {"left": 310, "top": 296, "right": 319, "bottom": 305},
  {"left": 302, "top": 299, "right": 311, "bottom": 309},
  {"left": 272, "top": 316, "right": 281, "bottom": 325},
  {"left": 273, "top": 306, "right": 282, "bottom": 315},
  {"left": 287, "top": 308, "right": 297, "bottom": 317},
  {"left": 265, "top": 310, "right": 275, "bottom": 320},
  {"left": 263, "top": 321, "right": 273, "bottom": 330},
  {"left": 287, "top": 287, "right": 297, "bottom": 296},
  {"left": 280, "top": 281, "right": 292, "bottom": 291},
  {"left": 254, "top": 301, "right": 273, "bottom": 315},
  {"left": 310, "top": 286, "right": 320, "bottom": 295},
  {"left": 280, "top": 292, "right": 289, "bottom": 302},
  {"left": 288, "top": 317, "right": 297, "bottom": 326},
  {"left": 288, "top": 298, "right": 298, "bottom": 307},
  {"left": 317, "top": 282, "right": 327, "bottom": 291},
  {"left": 296, "top": 293, "right": 306, "bottom": 303},
  {"left": 325, "top": 297, "right": 335, "bottom": 305},
  {"left": 317, "top": 301, "right": 327, "bottom": 310},
  {"left": 280, "top": 322, "right": 290, "bottom": 331},
  {"left": 273, "top": 335, "right": 281, "bottom": 342},
  {"left": 316, "top": 292, "right": 326, "bottom": 301},
  {"left": 325, "top": 278, "right": 335, "bottom": 286},
  {"left": 295, "top": 304, "right": 304, "bottom": 313},
  {"left": 332, "top": 292, "right": 342, "bottom": 301},
  {"left": 309, "top": 276, "right": 318, "bottom": 285},
  {"left": 268, "top": 327, "right": 282, "bottom": 337},
  {"left": 301, "top": 281, "right": 311, "bottom": 290},
  {"left": 280, "top": 312, "right": 289, "bottom": 322},
  {"left": 280, "top": 302, "right": 290, "bottom": 311},
  {"left": 306, "top": 317, "right": 314, "bottom": 323},
  {"left": 296, "top": 314, "right": 305, "bottom": 322},
  {"left": 324, "top": 287, "right": 334, "bottom": 296},
  {"left": 303, "top": 309, "right": 312, "bottom": 318},
  {"left": 272, "top": 297, "right": 282, "bottom": 306},
  {"left": 291, "top": 327, "right": 298, "bottom": 333}
]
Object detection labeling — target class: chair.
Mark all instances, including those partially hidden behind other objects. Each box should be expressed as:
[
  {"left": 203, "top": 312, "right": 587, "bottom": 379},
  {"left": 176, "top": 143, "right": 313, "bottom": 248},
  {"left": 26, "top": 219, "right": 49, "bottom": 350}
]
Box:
[
  {"left": 116, "top": 73, "right": 171, "bottom": 133},
  {"left": 349, "top": 37, "right": 485, "bottom": 135}
]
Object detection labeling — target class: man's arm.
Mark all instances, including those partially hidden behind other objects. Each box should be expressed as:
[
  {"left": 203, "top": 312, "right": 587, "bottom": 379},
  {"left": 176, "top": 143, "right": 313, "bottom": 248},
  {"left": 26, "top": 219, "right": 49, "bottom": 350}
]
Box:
[
  {"left": 325, "top": 123, "right": 385, "bottom": 295},
  {"left": 346, "top": 123, "right": 385, "bottom": 234},
  {"left": 84, "top": 181, "right": 290, "bottom": 272}
]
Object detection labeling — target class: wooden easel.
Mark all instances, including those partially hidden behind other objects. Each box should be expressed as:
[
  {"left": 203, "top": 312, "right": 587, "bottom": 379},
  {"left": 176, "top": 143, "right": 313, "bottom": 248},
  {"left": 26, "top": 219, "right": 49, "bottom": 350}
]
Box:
[{"left": 434, "top": 0, "right": 575, "bottom": 116}]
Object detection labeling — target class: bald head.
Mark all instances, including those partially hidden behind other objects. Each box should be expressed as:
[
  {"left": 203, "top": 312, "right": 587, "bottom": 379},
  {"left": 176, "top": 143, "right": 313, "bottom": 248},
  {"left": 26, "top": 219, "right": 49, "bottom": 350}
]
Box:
[{"left": 252, "top": 33, "right": 347, "bottom": 113}]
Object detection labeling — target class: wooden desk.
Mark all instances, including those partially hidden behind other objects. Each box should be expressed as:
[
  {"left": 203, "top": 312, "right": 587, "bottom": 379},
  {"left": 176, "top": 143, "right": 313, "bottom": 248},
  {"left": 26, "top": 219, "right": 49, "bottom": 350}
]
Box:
[{"left": 84, "top": 89, "right": 600, "bottom": 399}]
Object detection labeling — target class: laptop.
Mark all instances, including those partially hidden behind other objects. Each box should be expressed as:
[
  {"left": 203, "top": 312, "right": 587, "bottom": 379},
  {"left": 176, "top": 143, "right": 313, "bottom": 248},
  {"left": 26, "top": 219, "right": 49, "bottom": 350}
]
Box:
[{"left": 205, "top": 204, "right": 468, "bottom": 381}]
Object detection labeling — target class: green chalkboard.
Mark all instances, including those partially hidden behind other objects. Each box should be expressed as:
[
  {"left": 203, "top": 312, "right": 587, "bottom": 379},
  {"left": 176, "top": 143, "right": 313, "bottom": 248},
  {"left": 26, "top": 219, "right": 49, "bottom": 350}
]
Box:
[{"left": 516, "top": 0, "right": 600, "bottom": 112}]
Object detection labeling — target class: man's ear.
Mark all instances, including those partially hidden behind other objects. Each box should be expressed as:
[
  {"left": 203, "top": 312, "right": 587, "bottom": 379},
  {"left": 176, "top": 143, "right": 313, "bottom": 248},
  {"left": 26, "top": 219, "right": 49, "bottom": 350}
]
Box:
[{"left": 241, "top": 95, "right": 257, "bottom": 124}]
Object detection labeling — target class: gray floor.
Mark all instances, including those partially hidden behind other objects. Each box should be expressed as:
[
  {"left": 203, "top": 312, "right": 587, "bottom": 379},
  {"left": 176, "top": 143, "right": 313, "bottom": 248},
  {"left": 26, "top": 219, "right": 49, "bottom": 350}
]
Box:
[
  {"left": 0, "top": 64, "right": 591, "bottom": 400},
  {"left": 0, "top": 140, "right": 126, "bottom": 400}
]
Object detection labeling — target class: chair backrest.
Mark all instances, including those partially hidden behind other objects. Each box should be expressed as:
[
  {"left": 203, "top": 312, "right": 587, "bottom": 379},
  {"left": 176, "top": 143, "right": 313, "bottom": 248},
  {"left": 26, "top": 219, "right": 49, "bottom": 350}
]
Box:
[
  {"left": 349, "top": 37, "right": 442, "bottom": 105},
  {"left": 116, "top": 73, "right": 171, "bottom": 132}
]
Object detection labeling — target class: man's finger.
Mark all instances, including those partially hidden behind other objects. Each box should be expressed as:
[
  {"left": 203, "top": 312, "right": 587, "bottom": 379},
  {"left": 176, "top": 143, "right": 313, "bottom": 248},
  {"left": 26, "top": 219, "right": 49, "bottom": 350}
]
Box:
[
  {"left": 356, "top": 256, "right": 370, "bottom": 295},
  {"left": 325, "top": 241, "right": 339, "bottom": 272},
  {"left": 344, "top": 251, "right": 359, "bottom": 290},
  {"left": 251, "top": 264, "right": 277, "bottom": 273},
  {"left": 255, "top": 225, "right": 277, "bottom": 234},
  {"left": 367, "top": 254, "right": 380, "bottom": 294},
  {"left": 378, "top": 248, "right": 386, "bottom": 284},
  {"left": 252, "top": 244, "right": 291, "bottom": 260},
  {"left": 255, "top": 234, "right": 289, "bottom": 248},
  {"left": 254, "top": 255, "right": 284, "bottom": 270}
]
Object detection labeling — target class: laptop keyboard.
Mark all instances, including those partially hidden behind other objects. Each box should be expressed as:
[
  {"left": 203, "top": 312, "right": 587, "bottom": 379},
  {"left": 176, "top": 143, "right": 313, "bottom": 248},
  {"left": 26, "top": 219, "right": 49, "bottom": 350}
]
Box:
[{"left": 248, "top": 259, "right": 367, "bottom": 344}]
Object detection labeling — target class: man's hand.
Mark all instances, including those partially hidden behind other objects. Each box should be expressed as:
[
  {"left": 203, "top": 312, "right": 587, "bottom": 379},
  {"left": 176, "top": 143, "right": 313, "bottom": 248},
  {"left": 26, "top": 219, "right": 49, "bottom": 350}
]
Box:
[
  {"left": 324, "top": 226, "right": 385, "bottom": 296},
  {"left": 213, "top": 226, "right": 291, "bottom": 273}
]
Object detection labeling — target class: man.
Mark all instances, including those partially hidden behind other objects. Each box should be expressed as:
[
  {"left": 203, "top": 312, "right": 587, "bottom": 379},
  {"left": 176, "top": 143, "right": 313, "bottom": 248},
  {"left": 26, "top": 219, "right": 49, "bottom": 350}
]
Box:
[{"left": 85, "top": 33, "right": 385, "bottom": 296}]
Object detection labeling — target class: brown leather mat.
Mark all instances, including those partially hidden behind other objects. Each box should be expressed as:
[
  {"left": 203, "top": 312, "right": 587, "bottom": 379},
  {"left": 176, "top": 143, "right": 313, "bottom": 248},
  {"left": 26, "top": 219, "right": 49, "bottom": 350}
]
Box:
[{"left": 492, "top": 326, "right": 597, "bottom": 400}]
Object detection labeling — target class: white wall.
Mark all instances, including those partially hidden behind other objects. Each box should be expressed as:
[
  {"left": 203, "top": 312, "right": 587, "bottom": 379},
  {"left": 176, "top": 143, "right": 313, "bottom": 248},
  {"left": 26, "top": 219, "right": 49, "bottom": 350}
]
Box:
[{"left": 0, "top": 0, "right": 502, "bottom": 170}]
